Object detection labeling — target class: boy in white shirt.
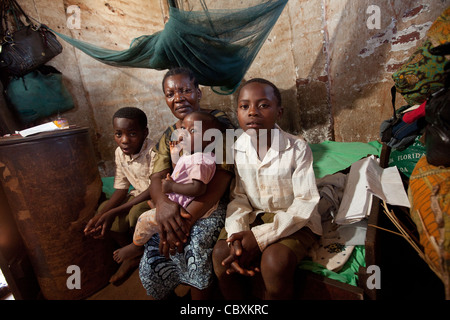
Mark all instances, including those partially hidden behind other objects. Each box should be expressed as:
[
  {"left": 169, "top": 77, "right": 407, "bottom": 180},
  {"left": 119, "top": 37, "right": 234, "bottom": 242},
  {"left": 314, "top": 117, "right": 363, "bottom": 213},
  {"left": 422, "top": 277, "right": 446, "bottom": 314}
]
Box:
[{"left": 212, "top": 78, "right": 322, "bottom": 299}]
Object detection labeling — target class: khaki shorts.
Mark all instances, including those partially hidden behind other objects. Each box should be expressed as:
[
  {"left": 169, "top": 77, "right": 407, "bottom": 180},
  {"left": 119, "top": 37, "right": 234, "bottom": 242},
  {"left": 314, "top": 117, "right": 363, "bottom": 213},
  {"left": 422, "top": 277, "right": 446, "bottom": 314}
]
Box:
[
  {"left": 97, "top": 195, "right": 150, "bottom": 233},
  {"left": 218, "top": 212, "right": 318, "bottom": 263}
]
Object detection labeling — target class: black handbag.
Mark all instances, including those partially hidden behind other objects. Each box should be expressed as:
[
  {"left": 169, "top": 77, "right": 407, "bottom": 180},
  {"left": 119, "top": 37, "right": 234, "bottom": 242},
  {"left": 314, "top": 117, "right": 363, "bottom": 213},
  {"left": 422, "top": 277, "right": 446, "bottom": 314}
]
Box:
[{"left": 0, "top": 0, "right": 62, "bottom": 76}]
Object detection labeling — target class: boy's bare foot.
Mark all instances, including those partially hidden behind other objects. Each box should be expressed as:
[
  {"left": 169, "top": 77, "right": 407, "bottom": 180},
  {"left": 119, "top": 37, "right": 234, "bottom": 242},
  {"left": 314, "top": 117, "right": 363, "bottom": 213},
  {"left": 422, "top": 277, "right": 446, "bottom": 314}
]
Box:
[
  {"left": 113, "top": 243, "right": 143, "bottom": 263},
  {"left": 109, "top": 256, "right": 141, "bottom": 285}
]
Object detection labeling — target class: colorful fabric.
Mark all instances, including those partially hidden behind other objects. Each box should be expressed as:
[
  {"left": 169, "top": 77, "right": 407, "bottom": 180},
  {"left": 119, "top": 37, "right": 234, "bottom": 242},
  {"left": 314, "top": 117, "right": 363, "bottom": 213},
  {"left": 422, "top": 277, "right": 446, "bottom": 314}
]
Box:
[
  {"left": 427, "top": 7, "right": 450, "bottom": 48},
  {"left": 408, "top": 156, "right": 450, "bottom": 289},
  {"left": 139, "top": 199, "right": 227, "bottom": 299},
  {"left": 403, "top": 101, "right": 427, "bottom": 124},
  {"left": 392, "top": 39, "right": 448, "bottom": 106},
  {"left": 392, "top": 7, "right": 449, "bottom": 106}
]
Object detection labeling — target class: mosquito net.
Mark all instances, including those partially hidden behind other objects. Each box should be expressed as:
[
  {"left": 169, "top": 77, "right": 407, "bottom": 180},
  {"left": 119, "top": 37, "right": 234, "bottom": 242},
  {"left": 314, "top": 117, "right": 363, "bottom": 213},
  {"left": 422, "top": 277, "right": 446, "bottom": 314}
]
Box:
[{"left": 52, "top": 0, "right": 288, "bottom": 94}]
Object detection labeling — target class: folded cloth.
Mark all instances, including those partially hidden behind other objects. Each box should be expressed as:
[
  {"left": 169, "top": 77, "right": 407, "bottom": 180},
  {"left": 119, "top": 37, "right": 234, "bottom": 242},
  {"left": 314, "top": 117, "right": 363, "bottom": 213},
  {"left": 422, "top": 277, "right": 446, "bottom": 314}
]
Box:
[
  {"left": 316, "top": 172, "right": 347, "bottom": 220},
  {"left": 403, "top": 101, "right": 426, "bottom": 124}
]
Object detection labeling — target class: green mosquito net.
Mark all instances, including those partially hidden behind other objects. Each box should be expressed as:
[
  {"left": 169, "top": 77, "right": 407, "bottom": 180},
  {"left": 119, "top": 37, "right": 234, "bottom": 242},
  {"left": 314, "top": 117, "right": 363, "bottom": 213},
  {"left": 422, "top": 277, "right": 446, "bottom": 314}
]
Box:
[{"left": 52, "top": 0, "right": 288, "bottom": 94}]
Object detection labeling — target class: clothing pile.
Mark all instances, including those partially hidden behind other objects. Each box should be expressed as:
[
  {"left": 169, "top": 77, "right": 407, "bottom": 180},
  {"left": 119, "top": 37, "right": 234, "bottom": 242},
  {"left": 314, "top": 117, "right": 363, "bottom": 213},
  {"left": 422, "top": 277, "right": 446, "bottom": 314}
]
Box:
[{"left": 381, "top": 6, "right": 450, "bottom": 299}]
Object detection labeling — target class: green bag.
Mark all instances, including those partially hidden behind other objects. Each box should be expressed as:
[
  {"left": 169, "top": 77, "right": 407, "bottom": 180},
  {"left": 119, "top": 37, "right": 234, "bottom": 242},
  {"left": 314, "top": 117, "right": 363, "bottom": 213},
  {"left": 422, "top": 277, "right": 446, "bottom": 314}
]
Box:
[
  {"left": 5, "top": 65, "right": 74, "bottom": 124},
  {"left": 388, "top": 135, "right": 426, "bottom": 178}
]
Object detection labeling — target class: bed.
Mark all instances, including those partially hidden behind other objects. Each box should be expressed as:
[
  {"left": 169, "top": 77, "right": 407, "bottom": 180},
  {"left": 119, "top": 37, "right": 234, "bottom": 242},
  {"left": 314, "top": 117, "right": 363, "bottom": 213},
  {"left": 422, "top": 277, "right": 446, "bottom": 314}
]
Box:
[{"left": 296, "top": 140, "right": 386, "bottom": 300}]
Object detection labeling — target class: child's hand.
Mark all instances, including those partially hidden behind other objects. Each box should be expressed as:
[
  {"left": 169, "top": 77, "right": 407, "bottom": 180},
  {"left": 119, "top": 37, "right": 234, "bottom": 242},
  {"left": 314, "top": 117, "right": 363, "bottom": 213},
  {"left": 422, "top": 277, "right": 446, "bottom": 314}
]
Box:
[
  {"left": 84, "top": 211, "right": 114, "bottom": 239},
  {"left": 169, "top": 139, "right": 183, "bottom": 161},
  {"left": 221, "top": 231, "right": 261, "bottom": 276},
  {"left": 161, "top": 173, "right": 174, "bottom": 193}
]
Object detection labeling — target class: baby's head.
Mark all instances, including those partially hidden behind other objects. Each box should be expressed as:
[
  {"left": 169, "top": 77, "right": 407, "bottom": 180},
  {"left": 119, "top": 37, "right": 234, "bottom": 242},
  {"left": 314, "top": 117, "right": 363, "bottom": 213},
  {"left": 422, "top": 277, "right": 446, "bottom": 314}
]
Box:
[
  {"left": 112, "top": 107, "right": 148, "bottom": 155},
  {"left": 180, "top": 111, "right": 224, "bottom": 154}
]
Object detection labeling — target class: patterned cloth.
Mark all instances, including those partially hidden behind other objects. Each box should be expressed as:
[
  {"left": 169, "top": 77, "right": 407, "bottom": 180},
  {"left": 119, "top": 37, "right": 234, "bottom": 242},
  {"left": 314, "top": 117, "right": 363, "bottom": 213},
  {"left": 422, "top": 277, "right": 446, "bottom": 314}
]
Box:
[
  {"left": 408, "top": 155, "right": 449, "bottom": 296},
  {"left": 392, "top": 7, "right": 449, "bottom": 106},
  {"left": 139, "top": 199, "right": 227, "bottom": 299}
]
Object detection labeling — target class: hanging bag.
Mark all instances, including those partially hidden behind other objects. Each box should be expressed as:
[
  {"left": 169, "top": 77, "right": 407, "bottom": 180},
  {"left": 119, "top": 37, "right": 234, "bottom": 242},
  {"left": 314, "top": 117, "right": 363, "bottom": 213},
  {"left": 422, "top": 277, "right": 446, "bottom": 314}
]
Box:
[
  {"left": 0, "top": 0, "right": 62, "bottom": 76},
  {"left": 5, "top": 65, "right": 74, "bottom": 124}
]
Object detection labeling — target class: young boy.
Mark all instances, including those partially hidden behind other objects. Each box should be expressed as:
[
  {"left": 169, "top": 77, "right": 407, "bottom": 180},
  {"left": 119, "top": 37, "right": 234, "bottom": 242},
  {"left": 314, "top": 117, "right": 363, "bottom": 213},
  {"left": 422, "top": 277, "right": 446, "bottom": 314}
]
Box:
[
  {"left": 212, "top": 78, "right": 322, "bottom": 299},
  {"left": 84, "top": 106, "right": 155, "bottom": 284}
]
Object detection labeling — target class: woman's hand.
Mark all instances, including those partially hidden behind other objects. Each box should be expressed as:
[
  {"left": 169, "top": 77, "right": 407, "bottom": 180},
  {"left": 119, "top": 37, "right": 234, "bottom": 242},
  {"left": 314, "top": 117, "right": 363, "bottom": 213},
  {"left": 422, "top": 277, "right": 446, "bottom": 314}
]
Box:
[
  {"left": 161, "top": 173, "right": 175, "bottom": 194},
  {"left": 155, "top": 197, "right": 190, "bottom": 257}
]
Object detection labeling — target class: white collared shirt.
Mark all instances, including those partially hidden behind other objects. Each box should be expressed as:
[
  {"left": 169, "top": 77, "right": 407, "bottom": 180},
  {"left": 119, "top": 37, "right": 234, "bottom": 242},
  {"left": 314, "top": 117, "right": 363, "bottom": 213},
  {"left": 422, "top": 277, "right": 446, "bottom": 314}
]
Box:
[
  {"left": 226, "top": 126, "right": 322, "bottom": 251},
  {"left": 114, "top": 138, "right": 156, "bottom": 196}
]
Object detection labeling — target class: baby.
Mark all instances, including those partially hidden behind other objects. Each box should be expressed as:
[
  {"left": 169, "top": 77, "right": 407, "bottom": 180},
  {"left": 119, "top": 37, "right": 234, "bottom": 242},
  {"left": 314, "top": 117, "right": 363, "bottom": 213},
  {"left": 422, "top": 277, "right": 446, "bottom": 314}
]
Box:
[{"left": 128, "top": 111, "right": 223, "bottom": 257}]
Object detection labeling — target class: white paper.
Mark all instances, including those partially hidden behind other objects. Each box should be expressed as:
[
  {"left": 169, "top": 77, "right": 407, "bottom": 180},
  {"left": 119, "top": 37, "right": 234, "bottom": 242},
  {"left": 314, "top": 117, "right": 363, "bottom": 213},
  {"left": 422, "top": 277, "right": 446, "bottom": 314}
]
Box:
[
  {"left": 17, "top": 122, "right": 60, "bottom": 137},
  {"left": 335, "top": 155, "right": 410, "bottom": 225},
  {"left": 378, "top": 166, "right": 410, "bottom": 207}
]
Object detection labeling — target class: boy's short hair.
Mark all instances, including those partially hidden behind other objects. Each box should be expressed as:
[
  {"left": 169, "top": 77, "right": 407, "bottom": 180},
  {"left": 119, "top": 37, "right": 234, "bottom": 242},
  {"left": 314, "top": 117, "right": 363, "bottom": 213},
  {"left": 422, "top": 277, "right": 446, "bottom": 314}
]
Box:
[
  {"left": 238, "top": 78, "right": 282, "bottom": 107},
  {"left": 162, "top": 67, "right": 199, "bottom": 91},
  {"left": 113, "top": 107, "right": 148, "bottom": 130}
]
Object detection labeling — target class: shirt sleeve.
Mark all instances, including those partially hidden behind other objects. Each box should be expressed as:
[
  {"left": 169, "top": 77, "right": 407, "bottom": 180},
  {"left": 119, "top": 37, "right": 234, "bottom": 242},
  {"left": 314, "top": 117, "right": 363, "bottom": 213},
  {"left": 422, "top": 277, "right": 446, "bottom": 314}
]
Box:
[
  {"left": 210, "top": 109, "right": 235, "bottom": 174},
  {"left": 251, "top": 141, "right": 321, "bottom": 251},
  {"left": 152, "top": 126, "right": 174, "bottom": 174},
  {"left": 113, "top": 147, "right": 131, "bottom": 190},
  {"left": 225, "top": 170, "right": 254, "bottom": 236},
  {"left": 188, "top": 158, "right": 217, "bottom": 185}
]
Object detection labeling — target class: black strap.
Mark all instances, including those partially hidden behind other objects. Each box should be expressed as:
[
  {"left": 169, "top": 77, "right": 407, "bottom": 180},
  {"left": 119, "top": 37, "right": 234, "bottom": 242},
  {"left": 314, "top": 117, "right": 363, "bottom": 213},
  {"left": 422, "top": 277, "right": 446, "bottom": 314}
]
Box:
[
  {"left": 1, "top": 0, "right": 34, "bottom": 34},
  {"left": 390, "top": 85, "right": 397, "bottom": 119},
  {"left": 10, "top": 0, "right": 32, "bottom": 25}
]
